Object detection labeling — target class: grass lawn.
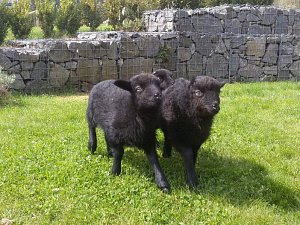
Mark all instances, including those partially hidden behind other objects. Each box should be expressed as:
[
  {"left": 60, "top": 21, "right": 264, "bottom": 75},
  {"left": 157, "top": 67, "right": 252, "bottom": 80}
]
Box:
[{"left": 0, "top": 82, "right": 299, "bottom": 224}]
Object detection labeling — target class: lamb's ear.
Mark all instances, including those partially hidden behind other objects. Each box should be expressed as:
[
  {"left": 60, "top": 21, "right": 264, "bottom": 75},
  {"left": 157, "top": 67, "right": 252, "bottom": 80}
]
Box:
[
  {"left": 114, "top": 80, "right": 132, "bottom": 92},
  {"left": 190, "top": 76, "right": 196, "bottom": 84}
]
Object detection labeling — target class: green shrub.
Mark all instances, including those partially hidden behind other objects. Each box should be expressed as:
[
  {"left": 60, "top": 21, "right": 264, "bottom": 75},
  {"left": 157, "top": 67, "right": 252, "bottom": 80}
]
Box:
[
  {"left": 55, "top": 1, "right": 81, "bottom": 37},
  {"left": 36, "top": 0, "right": 56, "bottom": 38},
  {"left": 202, "top": 0, "right": 273, "bottom": 6},
  {"left": 122, "top": 18, "right": 145, "bottom": 32},
  {"left": 159, "top": 0, "right": 199, "bottom": 9},
  {"left": 8, "top": 0, "right": 34, "bottom": 39},
  {"left": 103, "top": 0, "right": 160, "bottom": 30},
  {"left": 0, "top": 2, "right": 9, "bottom": 45},
  {"left": 0, "top": 67, "right": 15, "bottom": 103},
  {"left": 103, "top": 0, "right": 123, "bottom": 29},
  {"left": 81, "top": 0, "right": 105, "bottom": 31}
]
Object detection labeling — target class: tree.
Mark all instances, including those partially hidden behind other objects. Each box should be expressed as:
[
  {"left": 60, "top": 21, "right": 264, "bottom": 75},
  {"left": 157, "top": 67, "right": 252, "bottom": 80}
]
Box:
[
  {"left": 36, "top": 0, "right": 56, "bottom": 38},
  {"left": 81, "top": 0, "right": 105, "bottom": 31},
  {"left": 0, "top": 1, "right": 9, "bottom": 45},
  {"left": 9, "top": 0, "right": 34, "bottom": 39}
]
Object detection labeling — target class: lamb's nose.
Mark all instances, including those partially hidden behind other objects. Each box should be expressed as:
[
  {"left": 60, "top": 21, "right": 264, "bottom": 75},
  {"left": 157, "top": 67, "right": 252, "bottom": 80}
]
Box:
[
  {"left": 212, "top": 102, "right": 219, "bottom": 111},
  {"left": 154, "top": 93, "right": 161, "bottom": 99}
]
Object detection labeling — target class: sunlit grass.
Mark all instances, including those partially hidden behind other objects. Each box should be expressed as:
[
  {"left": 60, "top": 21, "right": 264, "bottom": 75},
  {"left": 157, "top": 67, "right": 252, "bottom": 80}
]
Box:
[{"left": 0, "top": 82, "right": 299, "bottom": 224}]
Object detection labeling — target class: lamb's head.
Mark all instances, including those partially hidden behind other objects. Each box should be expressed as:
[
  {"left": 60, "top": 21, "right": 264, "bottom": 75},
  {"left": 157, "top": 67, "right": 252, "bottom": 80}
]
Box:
[
  {"left": 189, "top": 76, "right": 225, "bottom": 117},
  {"left": 114, "top": 73, "right": 162, "bottom": 111},
  {"left": 153, "top": 69, "right": 174, "bottom": 90}
]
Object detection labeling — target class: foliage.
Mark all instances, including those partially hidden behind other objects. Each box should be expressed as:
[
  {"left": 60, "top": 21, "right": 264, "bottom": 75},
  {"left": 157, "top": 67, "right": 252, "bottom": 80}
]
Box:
[
  {"left": 103, "top": 0, "right": 123, "bottom": 29},
  {"left": 202, "top": 0, "right": 274, "bottom": 6},
  {"left": 0, "top": 82, "right": 299, "bottom": 224},
  {"left": 55, "top": 0, "right": 81, "bottom": 37},
  {"left": 273, "top": 0, "right": 300, "bottom": 8},
  {"left": 0, "top": 67, "right": 15, "bottom": 103},
  {"left": 159, "top": 0, "right": 200, "bottom": 9},
  {"left": 103, "top": 0, "right": 160, "bottom": 30},
  {"left": 0, "top": 1, "right": 9, "bottom": 45},
  {"left": 122, "top": 18, "right": 145, "bottom": 31},
  {"left": 81, "top": 0, "right": 105, "bottom": 31},
  {"left": 36, "top": 0, "right": 56, "bottom": 38},
  {"left": 157, "top": 46, "right": 171, "bottom": 63},
  {"left": 8, "top": 0, "right": 34, "bottom": 39}
]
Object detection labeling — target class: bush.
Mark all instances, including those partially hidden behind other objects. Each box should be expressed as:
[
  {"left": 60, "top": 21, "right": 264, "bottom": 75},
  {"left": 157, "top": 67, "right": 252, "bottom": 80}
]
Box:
[
  {"left": 103, "top": 0, "right": 159, "bottom": 30},
  {"left": 36, "top": 0, "right": 56, "bottom": 38},
  {"left": 201, "top": 0, "right": 273, "bottom": 6},
  {"left": 273, "top": 0, "right": 300, "bottom": 8},
  {"left": 55, "top": 1, "right": 81, "bottom": 37},
  {"left": 81, "top": 0, "right": 105, "bottom": 31},
  {"left": 8, "top": 0, "right": 34, "bottom": 39},
  {"left": 0, "top": 67, "right": 15, "bottom": 103},
  {"left": 0, "top": 2, "right": 9, "bottom": 45}
]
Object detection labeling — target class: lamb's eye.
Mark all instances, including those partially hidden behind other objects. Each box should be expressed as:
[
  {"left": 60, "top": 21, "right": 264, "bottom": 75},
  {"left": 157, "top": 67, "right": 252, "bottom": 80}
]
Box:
[
  {"left": 195, "top": 90, "right": 203, "bottom": 97},
  {"left": 135, "top": 86, "right": 143, "bottom": 93}
]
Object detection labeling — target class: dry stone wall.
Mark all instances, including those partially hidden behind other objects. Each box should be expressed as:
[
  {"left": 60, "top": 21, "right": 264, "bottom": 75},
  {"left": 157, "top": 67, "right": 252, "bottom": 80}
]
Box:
[
  {"left": 144, "top": 5, "right": 300, "bottom": 35},
  {"left": 0, "top": 5, "right": 300, "bottom": 91}
]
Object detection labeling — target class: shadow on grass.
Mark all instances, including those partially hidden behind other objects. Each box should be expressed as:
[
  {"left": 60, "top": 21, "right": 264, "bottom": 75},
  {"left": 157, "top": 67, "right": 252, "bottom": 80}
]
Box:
[
  {"left": 114, "top": 146, "right": 300, "bottom": 212},
  {"left": 199, "top": 150, "right": 300, "bottom": 211}
]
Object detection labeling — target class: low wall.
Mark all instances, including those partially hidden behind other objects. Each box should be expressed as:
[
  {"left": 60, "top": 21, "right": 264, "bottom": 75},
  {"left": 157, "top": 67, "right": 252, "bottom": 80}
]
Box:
[
  {"left": 144, "top": 5, "right": 300, "bottom": 35},
  {"left": 1, "top": 31, "right": 299, "bottom": 91}
]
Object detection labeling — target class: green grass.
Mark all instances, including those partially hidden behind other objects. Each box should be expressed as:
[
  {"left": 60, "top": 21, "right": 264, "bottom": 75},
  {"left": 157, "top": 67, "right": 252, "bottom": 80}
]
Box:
[{"left": 0, "top": 82, "right": 299, "bottom": 224}]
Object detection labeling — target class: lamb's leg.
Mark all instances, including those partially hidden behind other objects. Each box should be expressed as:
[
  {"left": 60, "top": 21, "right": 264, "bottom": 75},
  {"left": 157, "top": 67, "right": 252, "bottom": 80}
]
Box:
[
  {"left": 110, "top": 145, "right": 124, "bottom": 176},
  {"left": 192, "top": 148, "right": 198, "bottom": 166},
  {"left": 104, "top": 135, "right": 113, "bottom": 157},
  {"left": 178, "top": 146, "right": 199, "bottom": 189},
  {"left": 162, "top": 129, "right": 172, "bottom": 158},
  {"left": 88, "top": 123, "right": 97, "bottom": 154},
  {"left": 144, "top": 147, "right": 170, "bottom": 192}
]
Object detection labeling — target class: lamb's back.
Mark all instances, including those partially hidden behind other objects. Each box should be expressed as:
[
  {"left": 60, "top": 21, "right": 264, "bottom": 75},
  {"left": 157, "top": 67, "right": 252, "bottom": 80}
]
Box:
[{"left": 88, "top": 80, "right": 135, "bottom": 130}]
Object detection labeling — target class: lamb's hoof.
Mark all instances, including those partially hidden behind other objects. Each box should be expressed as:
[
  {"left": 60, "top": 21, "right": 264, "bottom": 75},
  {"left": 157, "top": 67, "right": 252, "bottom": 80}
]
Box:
[
  {"left": 88, "top": 148, "right": 96, "bottom": 155},
  {"left": 187, "top": 182, "right": 201, "bottom": 192},
  {"left": 161, "top": 187, "right": 171, "bottom": 194}
]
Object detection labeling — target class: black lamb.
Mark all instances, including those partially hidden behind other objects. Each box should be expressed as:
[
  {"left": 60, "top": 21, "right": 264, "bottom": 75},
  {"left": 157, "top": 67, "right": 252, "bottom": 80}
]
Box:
[
  {"left": 86, "top": 73, "right": 170, "bottom": 192},
  {"left": 161, "top": 76, "right": 225, "bottom": 188}
]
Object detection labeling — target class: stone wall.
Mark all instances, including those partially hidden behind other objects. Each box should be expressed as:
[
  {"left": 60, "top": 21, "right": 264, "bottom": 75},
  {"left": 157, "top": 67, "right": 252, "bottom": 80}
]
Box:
[
  {"left": 144, "top": 5, "right": 300, "bottom": 35},
  {"left": 1, "top": 31, "right": 299, "bottom": 91},
  {"left": 1, "top": 5, "right": 300, "bottom": 91}
]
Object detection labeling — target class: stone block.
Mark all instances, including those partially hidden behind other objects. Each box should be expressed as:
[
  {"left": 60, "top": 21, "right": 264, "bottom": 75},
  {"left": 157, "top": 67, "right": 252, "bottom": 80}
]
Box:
[
  {"left": 9, "top": 74, "right": 25, "bottom": 90},
  {"left": 119, "top": 57, "right": 155, "bottom": 80},
  {"left": 177, "top": 47, "right": 192, "bottom": 62},
  {"left": 76, "top": 59, "right": 101, "bottom": 84},
  {"left": 275, "top": 15, "right": 289, "bottom": 34},
  {"left": 192, "top": 14, "right": 223, "bottom": 34},
  {"left": 31, "top": 61, "right": 48, "bottom": 79},
  {"left": 187, "top": 52, "right": 203, "bottom": 77},
  {"left": 69, "top": 42, "right": 94, "bottom": 59},
  {"left": 225, "top": 19, "right": 242, "bottom": 34},
  {"left": 262, "top": 44, "right": 278, "bottom": 64},
  {"left": 238, "top": 64, "right": 263, "bottom": 80},
  {"left": 49, "top": 42, "right": 74, "bottom": 63},
  {"left": 246, "top": 37, "right": 266, "bottom": 58},
  {"left": 206, "top": 54, "right": 228, "bottom": 79},
  {"left": 278, "top": 55, "right": 292, "bottom": 68},
  {"left": 101, "top": 58, "right": 118, "bottom": 81},
  {"left": 49, "top": 63, "right": 70, "bottom": 87},
  {"left": 0, "top": 53, "right": 13, "bottom": 70}
]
